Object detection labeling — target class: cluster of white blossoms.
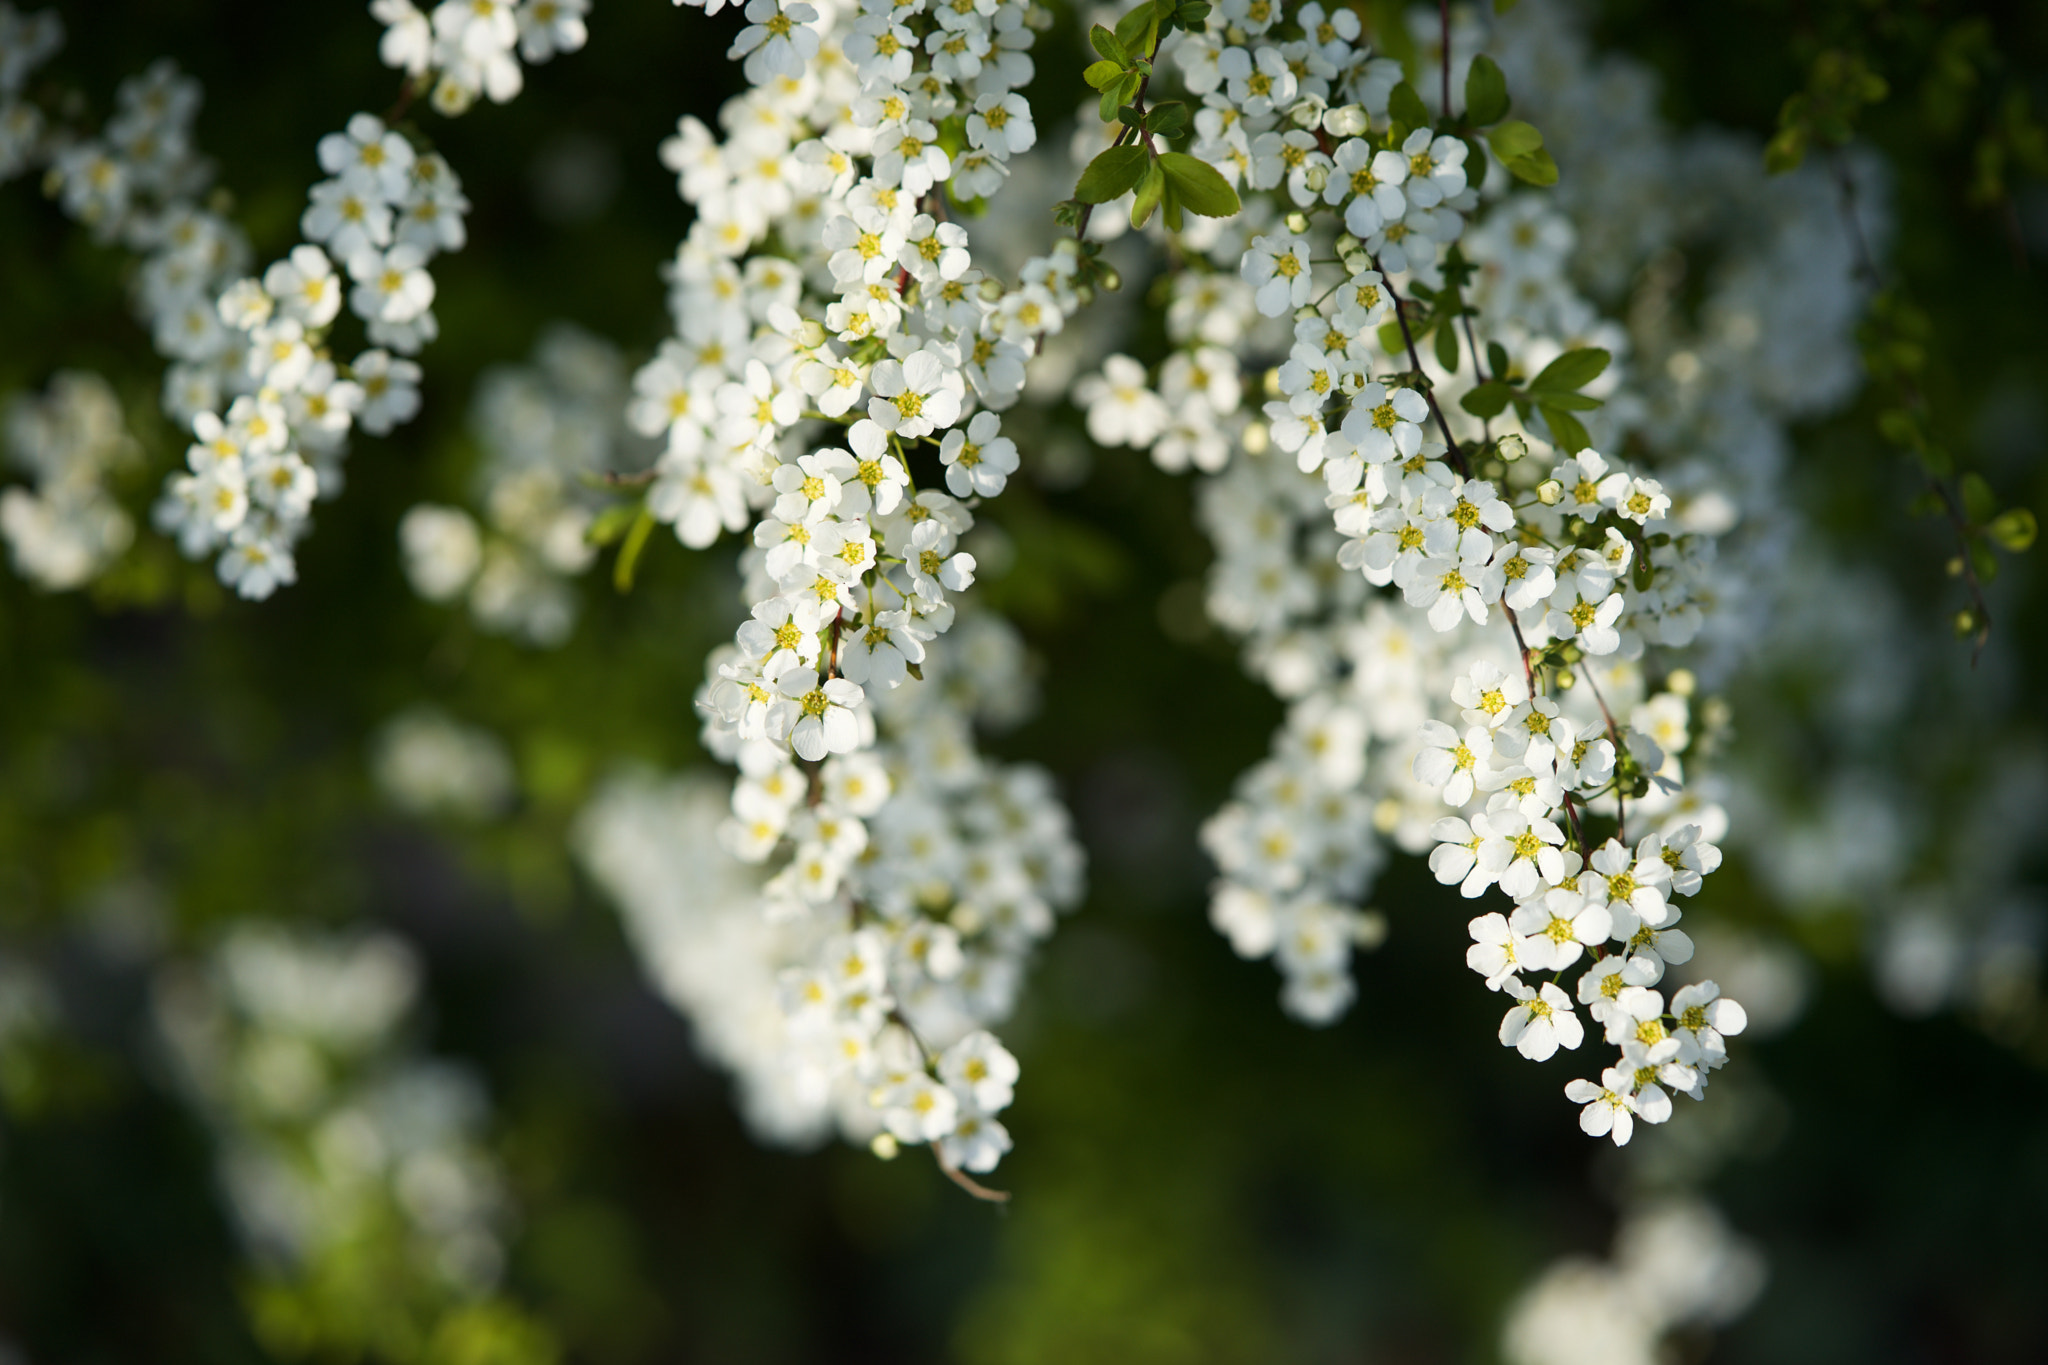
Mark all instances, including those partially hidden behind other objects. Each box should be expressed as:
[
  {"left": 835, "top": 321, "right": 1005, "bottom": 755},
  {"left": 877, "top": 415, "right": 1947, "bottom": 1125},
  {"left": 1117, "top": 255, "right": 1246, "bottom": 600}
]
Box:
[
  {"left": 371, "top": 707, "right": 519, "bottom": 820},
  {"left": 400, "top": 326, "right": 652, "bottom": 645},
  {"left": 1501, "top": 1197, "right": 1766, "bottom": 1365},
  {"left": 580, "top": 599, "right": 1079, "bottom": 1172},
  {"left": 146, "top": 102, "right": 472, "bottom": 599},
  {"left": 153, "top": 925, "right": 512, "bottom": 1293},
  {"left": 1, "top": 2, "right": 585, "bottom": 599},
  {"left": 371, "top": 0, "right": 589, "bottom": 116},
  {"left": 0, "top": 371, "right": 139, "bottom": 590},
  {"left": 1063, "top": 0, "right": 1769, "bottom": 1141},
  {"left": 580, "top": 0, "right": 1123, "bottom": 1183}
]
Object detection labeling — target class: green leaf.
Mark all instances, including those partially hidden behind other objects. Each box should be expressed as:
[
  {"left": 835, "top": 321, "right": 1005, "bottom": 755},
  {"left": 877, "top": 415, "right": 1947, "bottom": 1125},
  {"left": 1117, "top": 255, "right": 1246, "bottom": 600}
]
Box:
[
  {"left": 1434, "top": 310, "right": 1461, "bottom": 371},
  {"left": 1534, "top": 390, "right": 1602, "bottom": 411},
  {"left": 1083, "top": 59, "right": 1123, "bottom": 90},
  {"left": 1460, "top": 381, "right": 1515, "bottom": 419},
  {"left": 1147, "top": 99, "right": 1189, "bottom": 137},
  {"left": 1961, "top": 473, "right": 1996, "bottom": 524},
  {"left": 1494, "top": 0, "right": 1520, "bottom": 11},
  {"left": 1389, "top": 81, "right": 1431, "bottom": 135},
  {"left": 1460, "top": 133, "right": 1489, "bottom": 191},
  {"left": 1113, "top": 0, "right": 1158, "bottom": 59},
  {"left": 1088, "top": 23, "right": 1129, "bottom": 66},
  {"left": 585, "top": 500, "right": 642, "bottom": 548},
  {"left": 1131, "top": 155, "right": 1166, "bottom": 229},
  {"left": 1528, "top": 347, "right": 1610, "bottom": 394},
  {"left": 612, "top": 505, "right": 657, "bottom": 593},
  {"left": 1487, "top": 119, "right": 1544, "bottom": 161},
  {"left": 1504, "top": 147, "right": 1558, "bottom": 186},
  {"left": 1486, "top": 341, "right": 1510, "bottom": 379},
  {"left": 1075, "top": 144, "right": 1149, "bottom": 202},
  {"left": 1157, "top": 152, "right": 1240, "bottom": 217},
  {"left": 1116, "top": 104, "right": 1145, "bottom": 129},
  {"left": 1098, "top": 85, "right": 1120, "bottom": 123},
  {"left": 1161, "top": 178, "right": 1184, "bottom": 232},
  {"left": 1988, "top": 507, "right": 2038, "bottom": 552},
  {"left": 1464, "top": 54, "right": 1509, "bottom": 125},
  {"left": 1538, "top": 404, "right": 1591, "bottom": 453},
  {"left": 1377, "top": 319, "right": 1408, "bottom": 356}
]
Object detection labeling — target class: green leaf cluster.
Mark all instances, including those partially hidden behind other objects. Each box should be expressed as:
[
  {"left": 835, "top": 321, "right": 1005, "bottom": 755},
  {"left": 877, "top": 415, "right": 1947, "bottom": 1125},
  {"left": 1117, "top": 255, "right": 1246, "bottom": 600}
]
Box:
[{"left": 1458, "top": 347, "right": 1610, "bottom": 452}]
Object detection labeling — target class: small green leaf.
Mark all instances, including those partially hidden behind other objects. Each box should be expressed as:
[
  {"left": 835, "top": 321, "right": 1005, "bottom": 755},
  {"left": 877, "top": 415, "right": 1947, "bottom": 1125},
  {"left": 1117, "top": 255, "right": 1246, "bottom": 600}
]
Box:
[
  {"left": 1487, "top": 119, "right": 1544, "bottom": 161},
  {"left": 1116, "top": 71, "right": 1142, "bottom": 105},
  {"left": 1538, "top": 404, "right": 1591, "bottom": 453},
  {"left": 1988, "top": 507, "right": 2037, "bottom": 552},
  {"left": 1162, "top": 178, "right": 1184, "bottom": 232},
  {"left": 1378, "top": 319, "right": 1408, "bottom": 356},
  {"left": 1114, "top": 0, "right": 1158, "bottom": 58},
  {"left": 585, "top": 500, "right": 643, "bottom": 548},
  {"left": 1157, "top": 151, "right": 1240, "bottom": 217},
  {"left": 1504, "top": 147, "right": 1559, "bottom": 186},
  {"left": 1117, "top": 104, "right": 1144, "bottom": 129},
  {"left": 1486, "top": 341, "right": 1511, "bottom": 379},
  {"left": 1464, "top": 53, "right": 1509, "bottom": 125},
  {"left": 1875, "top": 407, "right": 1920, "bottom": 448},
  {"left": 1389, "top": 81, "right": 1431, "bottom": 135},
  {"left": 1098, "top": 85, "right": 1120, "bottom": 123},
  {"left": 1528, "top": 347, "right": 1610, "bottom": 394},
  {"left": 1434, "top": 310, "right": 1461, "bottom": 371},
  {"left": 1088, "top": 23, "right": 1130, "bottom": 65},
  {"left": 1083, "top": 59, "right": 1123, "bottom": 90},
  {"left": 1971, "top": 540, "right": 1999, "bottom": 584},
  {"left": 1460, "top": 381, "right": 1515, "bottom": 419},
  {"left": 1961, "top": 473, "right": 1996, "bottom": 524},
  {"left": 1147, "top": 99, "right": 1189, "bottom": 137},
  {"left": 1535, "top": 390, "right": 1602, "bottom": 411},
  {"left": 1131, "top": 155, "right": 1166, "bottom": 229},
  {"left": 1075, "top": 144, "right": 1149, "bottom": 202},
  {"left": 613, "top": 505, "right": 657, "bottom": 593}
]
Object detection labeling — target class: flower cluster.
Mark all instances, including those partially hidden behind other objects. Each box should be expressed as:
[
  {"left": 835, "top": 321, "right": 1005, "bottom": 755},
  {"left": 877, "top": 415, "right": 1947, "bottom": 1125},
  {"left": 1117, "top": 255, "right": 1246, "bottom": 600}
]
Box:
[
  {"left": 1062, "top": 0, "right": 1765, "bottom": 1141},
  {"left": 371, "top": 0, "right": 589, "bottom": 116},
  {"left": 153, "top": 926, "right": 515, "bottom": 1301},
  {"left": 0, "top": 371, "right": 139, "bottom": 590},
  {"left": 0, "top": 2, "right": 59, "bottom": 180},
  {"left": 574, "top": 0, "right": 1117, "bottom": 1182},
  {"left": 1502, "top": 1197, "right": 1766, "bottom": 1365},
  {"left": 580, "top": 600, "right": 1080, "bottom": 1172},
  {"left": 400, "top": 325, "right": 652, "bottom": 644},
  {"left": 147, "top": 103, "right": 473, "bottom": 597}
]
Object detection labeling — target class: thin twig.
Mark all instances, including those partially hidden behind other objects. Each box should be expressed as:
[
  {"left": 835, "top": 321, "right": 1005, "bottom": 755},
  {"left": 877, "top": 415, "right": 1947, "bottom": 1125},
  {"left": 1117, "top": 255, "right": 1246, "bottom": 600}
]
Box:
[{"left": 937, "top": 1153, "right": 1012, "bottom": 1203}]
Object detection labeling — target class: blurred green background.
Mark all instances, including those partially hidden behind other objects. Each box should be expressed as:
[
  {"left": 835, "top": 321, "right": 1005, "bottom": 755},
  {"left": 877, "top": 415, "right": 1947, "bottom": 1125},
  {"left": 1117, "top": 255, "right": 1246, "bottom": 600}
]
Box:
[{"left": 1, "top": 0, "right": 2046, "bottom": 1361}]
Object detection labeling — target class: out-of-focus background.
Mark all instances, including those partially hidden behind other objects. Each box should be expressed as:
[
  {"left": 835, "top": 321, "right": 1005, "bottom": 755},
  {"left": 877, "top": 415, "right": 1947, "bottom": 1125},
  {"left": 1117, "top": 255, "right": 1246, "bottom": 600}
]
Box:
[{"left": 1, "top": 0, "right": 2045, "bottom": 1361}]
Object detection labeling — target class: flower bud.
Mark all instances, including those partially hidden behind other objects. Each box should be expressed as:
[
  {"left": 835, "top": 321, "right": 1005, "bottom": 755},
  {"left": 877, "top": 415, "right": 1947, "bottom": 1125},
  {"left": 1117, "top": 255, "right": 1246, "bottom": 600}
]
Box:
[
  {"left": 1536, "top": 479, "right": 1563, "bottom": 505},
  {"left": 1498, "top": 433, "right": 1528, "bottom": 463},
  {"left": 1287, "top": 95, "right": 1326, "bottom": 129},
  {"left": 1097, "top": 265, "right": 1122, "bottom": 292},
  {"left": 798, "top": 319, "right": 829, "bottom": 349},
  {"left": 870, "top": 1133, "right": 900, "bottom": 1160},
  {"left": 1284, "top": 210, "right": 1310, "bottom": 234},
  {"left": 1324, "top": 104, "right": 1370, "bottom": 138}
]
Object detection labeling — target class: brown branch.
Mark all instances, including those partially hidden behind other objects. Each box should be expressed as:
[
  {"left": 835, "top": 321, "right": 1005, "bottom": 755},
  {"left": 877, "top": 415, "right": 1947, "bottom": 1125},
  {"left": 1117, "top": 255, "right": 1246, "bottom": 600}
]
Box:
[{"left": 937, "top": 1152, "right": 1012, "bottom": 1203}]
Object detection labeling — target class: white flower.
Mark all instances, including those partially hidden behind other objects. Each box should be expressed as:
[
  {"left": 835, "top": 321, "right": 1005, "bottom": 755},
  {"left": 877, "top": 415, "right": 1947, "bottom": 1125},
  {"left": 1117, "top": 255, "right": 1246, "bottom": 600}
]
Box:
[
  {"left": 1510, "top": 888, "right": 1612, "bottom": 973},
  {"left": 263, "top": 245, "right": 343, "bottom": 328},
  {"left": 938, "top": 1030, "right": 1018, "bottom": 1112},
  {"left": 1567, "top": 1067, "right": 1640, "bottom": 1145},
  {"left": 768, "top": 667, "right": 864, "bottom": 762},
  {"left": 1670, "top": 981, "right": 1747, "bottom": 1065},
  {"left": 729, "top": 0, "right": 820, "bottom": 83},
  {"left": 1076, "top": 355, "right": 1168, "bottom": 449},
  {"left": 650, "top": 454, "right": 748, "bottom": 548},
  {"left": 1241, "top": 233, "right": 1313, "bottom": 317},
  {"left": 867, "top": 349, "right": 963, "bottom": 439},
  {"left": 1499, "top": 980, "right": 1583, "bottom": 1061},
  {"left": 1413, "top": 720, "right": 1491, "bottom": 807},
  {"left": 1466, "top": 911, "right": 1535, "bottom": 991},
  {"left": 317, "top": 112, "right": 415, "bottom": 201},
  {"left": 966, "top": 92, "right": 1035, "bottom": 156},
  {"left": 939, "top": 410, "right": 1019, "bottom": 498},
  {"left": 346, "top": 243, "right": 436, "bottom": 324},
  {"left": 350, "top": 349, "right": 422, "bottom": 435}
]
